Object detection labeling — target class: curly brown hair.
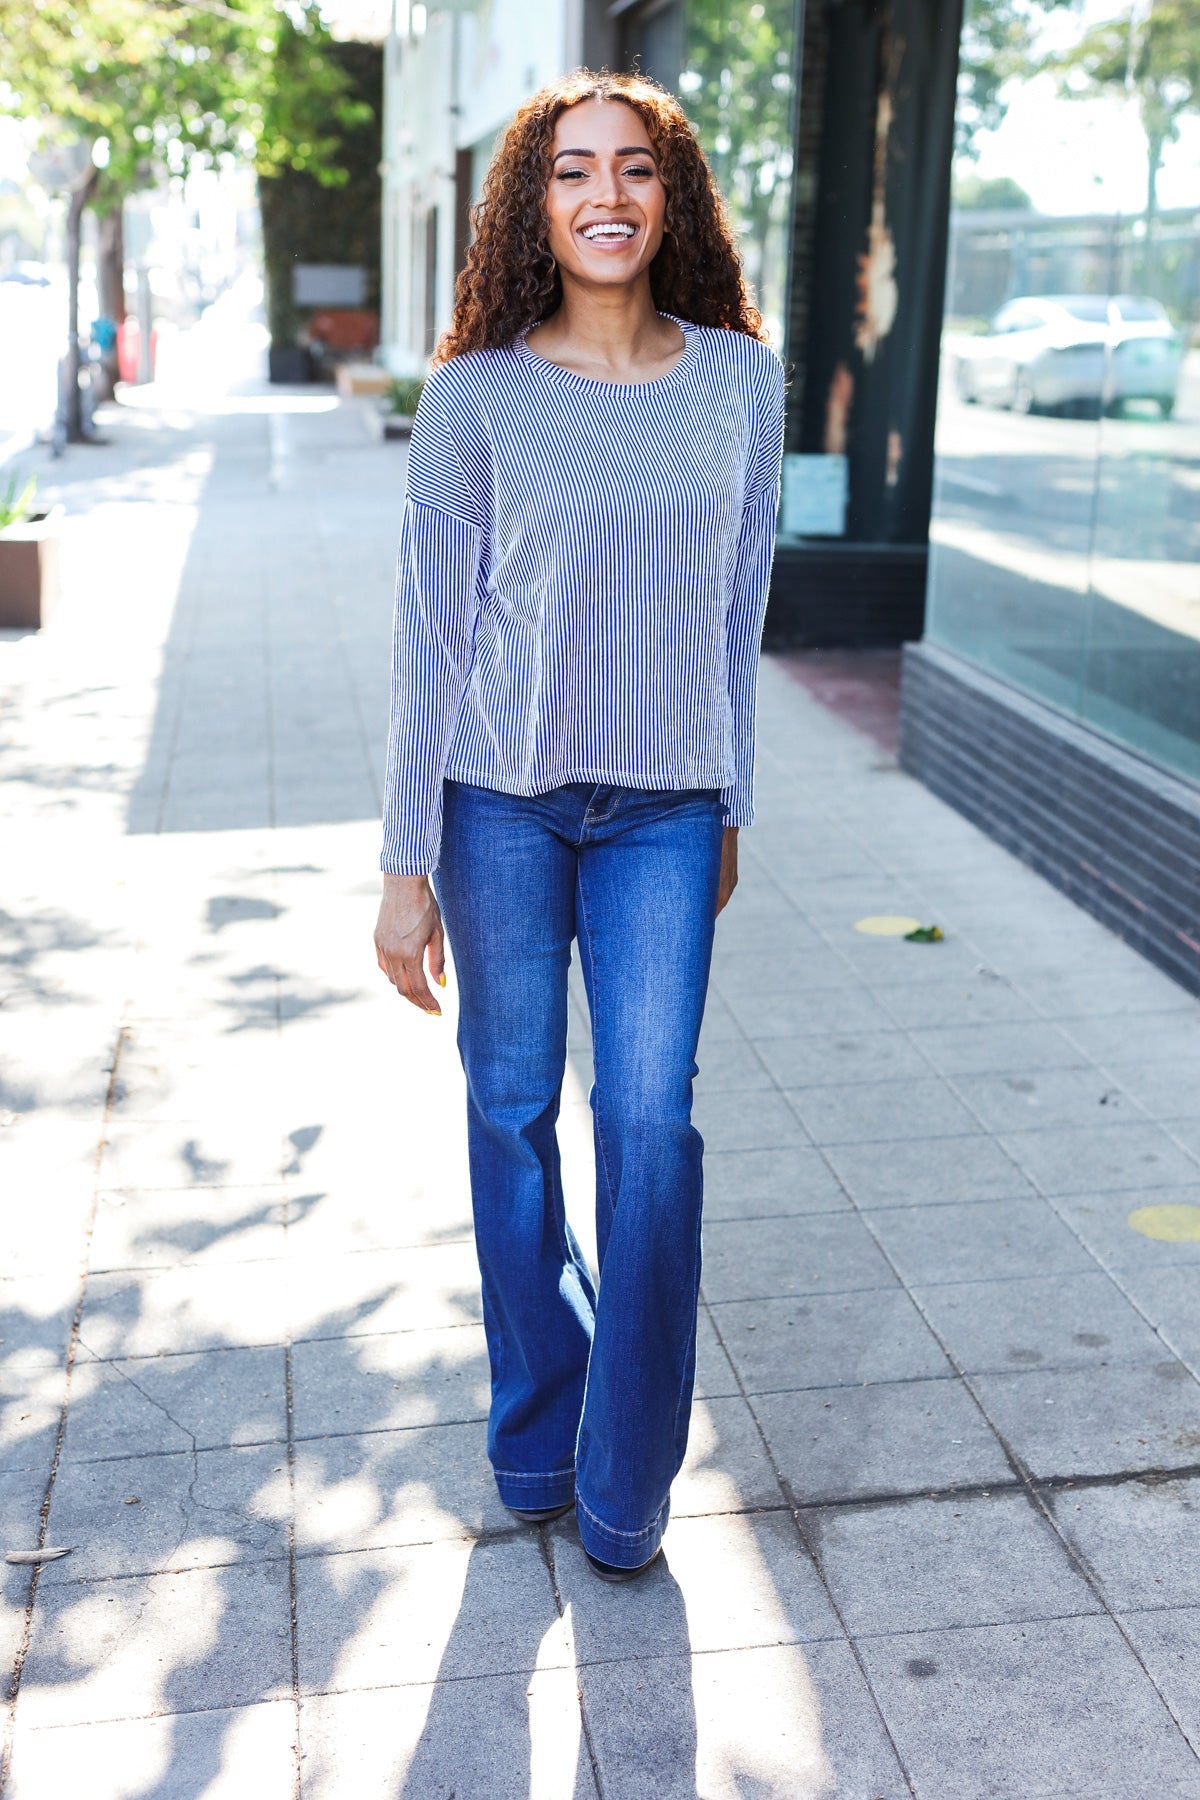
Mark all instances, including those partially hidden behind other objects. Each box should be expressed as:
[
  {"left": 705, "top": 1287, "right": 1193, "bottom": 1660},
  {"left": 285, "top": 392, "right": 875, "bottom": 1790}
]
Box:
[{"left": 433, "top": 68, "right": 766, "bottom": 364}]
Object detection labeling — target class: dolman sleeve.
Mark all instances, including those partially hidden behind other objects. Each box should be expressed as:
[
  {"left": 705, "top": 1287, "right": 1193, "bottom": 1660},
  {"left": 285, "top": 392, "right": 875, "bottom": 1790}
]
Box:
[
  {"left": 721, "top": 354, "right": 786, "bottom": 829},
  {"left": 380, "top": 370, "right": 486, "bottom": 875}
]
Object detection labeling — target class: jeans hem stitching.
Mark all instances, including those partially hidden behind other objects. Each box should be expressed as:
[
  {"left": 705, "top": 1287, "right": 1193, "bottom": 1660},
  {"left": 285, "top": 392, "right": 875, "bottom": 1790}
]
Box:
[
  {"left": 494, "top": 1469, "right": 576, "bottom": 1483},
  {"left": 576, "top": 1493, "right": 664, "bottom": 1542}
]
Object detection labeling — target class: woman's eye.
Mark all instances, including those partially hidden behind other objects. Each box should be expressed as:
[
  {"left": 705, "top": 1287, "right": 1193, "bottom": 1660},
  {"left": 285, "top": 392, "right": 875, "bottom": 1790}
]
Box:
[
  {"left": 624, "top": 164, "right": 654, "bottom": 177},
  {"left": 555, "top": 168, "right": 587, "bottom": 181}
]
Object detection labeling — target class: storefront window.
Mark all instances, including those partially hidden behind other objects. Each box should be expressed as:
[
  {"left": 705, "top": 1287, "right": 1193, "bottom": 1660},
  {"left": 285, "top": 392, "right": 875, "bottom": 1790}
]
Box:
[
  {"left": 677, "top": 0, "right": 799, "bottom": 349},
  {"left": 926, "top": 0, "right": 1200, "bottom": 783}
]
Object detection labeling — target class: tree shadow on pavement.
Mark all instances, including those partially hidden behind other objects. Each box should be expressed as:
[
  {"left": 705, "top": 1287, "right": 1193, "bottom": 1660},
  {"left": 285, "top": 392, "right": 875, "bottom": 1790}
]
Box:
[{"left": 0, "top": 1211, "right": 717, "bottom": 1797}]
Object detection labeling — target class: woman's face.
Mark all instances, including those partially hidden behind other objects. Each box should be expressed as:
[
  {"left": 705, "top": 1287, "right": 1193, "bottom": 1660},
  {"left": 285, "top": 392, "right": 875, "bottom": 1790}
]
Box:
[{"left": 544, "top": 100, "right": 667, "bottom": 289}]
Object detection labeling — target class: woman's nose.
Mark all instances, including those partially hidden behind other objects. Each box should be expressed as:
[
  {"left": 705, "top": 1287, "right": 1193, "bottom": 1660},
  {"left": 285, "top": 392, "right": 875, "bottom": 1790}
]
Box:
[{"left": 593, "top": 164, "right": 622, "bottom": 205}]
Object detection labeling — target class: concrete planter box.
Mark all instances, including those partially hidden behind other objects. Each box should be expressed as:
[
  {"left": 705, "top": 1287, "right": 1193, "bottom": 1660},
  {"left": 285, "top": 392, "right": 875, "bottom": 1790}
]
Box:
[
  {"left": 336, "top": 361, "right": 392, "bottom": 397},
  {"left": 0, "top": 507, "right": 62, "bottom": 629}
]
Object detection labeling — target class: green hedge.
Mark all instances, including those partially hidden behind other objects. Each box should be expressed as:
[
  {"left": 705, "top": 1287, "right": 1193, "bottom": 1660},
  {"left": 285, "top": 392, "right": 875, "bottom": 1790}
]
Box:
[{"left": 259, "top": 40, "right": 383, "bottom": 350}]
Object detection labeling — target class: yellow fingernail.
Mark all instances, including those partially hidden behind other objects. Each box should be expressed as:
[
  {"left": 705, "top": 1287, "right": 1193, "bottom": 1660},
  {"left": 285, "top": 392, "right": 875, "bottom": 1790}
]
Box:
[{"left": 437, "top": 973, "right": 446, "bottom": 988}]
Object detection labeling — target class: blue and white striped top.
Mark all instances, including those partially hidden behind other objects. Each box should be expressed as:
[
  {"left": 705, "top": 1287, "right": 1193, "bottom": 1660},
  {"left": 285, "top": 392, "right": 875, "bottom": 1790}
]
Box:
[{"left": 381, "top": 315, "right": 786, "bottom": 874}]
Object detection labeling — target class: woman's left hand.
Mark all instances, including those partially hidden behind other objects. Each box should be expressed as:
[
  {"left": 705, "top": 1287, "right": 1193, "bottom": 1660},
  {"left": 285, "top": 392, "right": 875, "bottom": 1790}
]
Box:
[{"left": 716, "top": 826, "right": 739, "bottom": 916}]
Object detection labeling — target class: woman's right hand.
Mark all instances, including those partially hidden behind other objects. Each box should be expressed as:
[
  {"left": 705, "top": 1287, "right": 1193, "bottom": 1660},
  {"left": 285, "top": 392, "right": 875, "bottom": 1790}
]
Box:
[{"left": 374, "top": 874, "right": 446, "bottom": 1015}]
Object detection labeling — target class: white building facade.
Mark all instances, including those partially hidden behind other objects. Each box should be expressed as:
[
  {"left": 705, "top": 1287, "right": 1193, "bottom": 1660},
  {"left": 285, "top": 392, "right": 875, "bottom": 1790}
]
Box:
[{"left": 380, "top": 0, "right": 587, "bottom": 373}]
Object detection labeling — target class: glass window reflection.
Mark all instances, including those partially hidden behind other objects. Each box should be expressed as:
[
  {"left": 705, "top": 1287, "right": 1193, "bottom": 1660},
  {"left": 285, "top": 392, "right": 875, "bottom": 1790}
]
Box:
[{"left": 927, "top": 0, "right": 1200, "bottom": 784}]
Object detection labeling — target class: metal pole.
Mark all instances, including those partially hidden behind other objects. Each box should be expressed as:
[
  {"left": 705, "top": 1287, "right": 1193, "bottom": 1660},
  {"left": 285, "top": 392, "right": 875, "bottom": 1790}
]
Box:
[{"left": 136, "top": 265, "right": 154, "bottom": 384}]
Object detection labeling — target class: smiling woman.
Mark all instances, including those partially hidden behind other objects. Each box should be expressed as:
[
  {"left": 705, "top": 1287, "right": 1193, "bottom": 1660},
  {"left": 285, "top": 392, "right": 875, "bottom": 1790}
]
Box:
[
  {"left": 374, "top": 68, "right": 785, "bottom": 1584},
  {"left": 434, "top": 68, "right": 764, "bottom": 362}
]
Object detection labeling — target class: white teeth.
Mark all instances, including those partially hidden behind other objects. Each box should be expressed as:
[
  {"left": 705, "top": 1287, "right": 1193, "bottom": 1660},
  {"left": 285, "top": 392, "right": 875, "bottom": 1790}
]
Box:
[{"left": 582, "top": 223, "right": 635, "bottom": 240}]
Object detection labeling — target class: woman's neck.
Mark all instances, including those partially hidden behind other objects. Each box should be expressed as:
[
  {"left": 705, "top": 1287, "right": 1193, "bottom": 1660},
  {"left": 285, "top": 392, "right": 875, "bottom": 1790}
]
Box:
[{"left": 527, "top": 276, "right": 684, "bottom": 382}]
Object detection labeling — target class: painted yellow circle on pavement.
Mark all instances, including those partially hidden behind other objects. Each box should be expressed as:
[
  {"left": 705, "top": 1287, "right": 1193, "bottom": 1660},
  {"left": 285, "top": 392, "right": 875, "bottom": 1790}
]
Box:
[
  {"left": 854, "top": 915, "right": 924, "bottom": 937},
  {"left": 1127, "top": 1204, "right": 1200, "bottom": 1243}
]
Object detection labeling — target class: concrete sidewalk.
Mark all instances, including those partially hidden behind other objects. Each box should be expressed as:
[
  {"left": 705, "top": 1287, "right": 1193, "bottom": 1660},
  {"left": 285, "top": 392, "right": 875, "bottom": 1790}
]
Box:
[{"left": 3, "top": 336, "right": 1200, "bottom": 1799}]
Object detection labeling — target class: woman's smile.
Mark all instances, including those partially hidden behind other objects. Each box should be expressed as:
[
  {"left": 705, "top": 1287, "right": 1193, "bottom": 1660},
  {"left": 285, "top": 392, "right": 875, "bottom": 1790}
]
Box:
[{"left": 577, "top": 219, "right": 640, "bottom": 250}]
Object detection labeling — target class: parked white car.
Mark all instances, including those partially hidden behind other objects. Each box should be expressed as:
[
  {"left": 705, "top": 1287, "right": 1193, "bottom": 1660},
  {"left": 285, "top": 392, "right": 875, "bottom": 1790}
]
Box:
[{"left": 955, "top": 294, "right": 1183, "bottom": 418}]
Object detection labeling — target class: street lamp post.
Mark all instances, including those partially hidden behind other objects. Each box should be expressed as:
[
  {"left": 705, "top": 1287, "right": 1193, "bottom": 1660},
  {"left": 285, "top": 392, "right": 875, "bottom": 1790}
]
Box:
[{"left": 28, "top": 136, "right": 100, "bottom": 449}]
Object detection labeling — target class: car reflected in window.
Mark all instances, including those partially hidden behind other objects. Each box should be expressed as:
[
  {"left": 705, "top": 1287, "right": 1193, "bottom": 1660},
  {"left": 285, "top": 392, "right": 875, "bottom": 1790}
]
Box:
[{"left": 954, "top": 294, "right": 1182, "bottom": 418}]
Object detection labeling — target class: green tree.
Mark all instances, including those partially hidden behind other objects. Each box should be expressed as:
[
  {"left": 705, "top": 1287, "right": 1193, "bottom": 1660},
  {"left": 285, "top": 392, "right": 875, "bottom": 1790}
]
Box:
[
  {"left": 953, "top": 173, "right": 1034, "bottom": 210},
  {"left": 0, "top": 0, "right": 368, "bottom": 438},
  {"left": 1047, "top": 0, "right": 1200, "bottom": 264},
  {"left": 955, "top": 0, "right": 1074, "bottom": 162},
  {"left": 681, "top": 0, "right": 798, "bottom": 337}
]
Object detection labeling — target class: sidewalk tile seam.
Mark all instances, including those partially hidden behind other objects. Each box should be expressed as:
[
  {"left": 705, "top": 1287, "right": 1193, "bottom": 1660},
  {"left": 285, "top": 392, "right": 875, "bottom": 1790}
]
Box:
[
  {"left": 708, "top": 1252, "right": 1142, "bottom": 1295},
  {"left": 86, "top": 1253, "right": 289, "bottom": 1275},
  {"left": 574, "top": 1627, "right": 851, "bottom": 1665},
  {"left": 700, "top": 1279, "right": 908, "bottom": 1304},
  {"left": 73, "top": 1340, "right": 290, "bottom": 1365},
  {"left": 701, "top": 1204, "right": 858, "bottom": 1225},
  {"left": 798, "top": 1109, "right": 1196, "bottom": 1147},
  {"left": 1034, "top": 997, "right": 1200, "bottom": 1024},
  {"left": 66, "top": 1317, "right": 486, "bottom": 1366},
  {"left": 291, "top": 1418, "right": 491, "bottom": 1447},
  {"left": 12, "top": 1696, "right": 299, "bottom": 1738},
  {"left": 779, "top": 1118, "right": 990, "bottom": 1148},
  {"left": 845, "top": 1602, "right": 1109, "bottom": 1647},
  {"left": 780, "top": 1456, "right": 1200, "bottom": 1506},
  {"left": 60, "top": 1439, "right": 288, "bottom": 1466},
  {"left": 95, "top": 1183, "right": 288, "bottom": 1200},
  {"left": 284, "top": 1244, "right": 478, "bottom": 1263},
  {"left": 790, "top": 1466, "right": 1200, "bottom": 1530},
  {"left": 863, "top": 1265, "right": 1117, "bottom": 1296},
  {"left": 43, "top": 1549, "right": 294, "bottom": 1588},
  {"left": 289, "top": 1324, "right": 484, "bottom": 1351},
  {"left": 1036, "top": 1462, "right": 1200, "bottom": 1494},
  {"left": 769, "top": 1053, "right": 1095, "bottom": 1089},
  {"left": 293, "top": 1629, "right": 859, "bottom": 1708},
  {"left": 718, "top": 1351, "right": 1185, "bottom": 1395},
  {"left": 699, "top": 1132, "right": 818, "bottom": 1153}
]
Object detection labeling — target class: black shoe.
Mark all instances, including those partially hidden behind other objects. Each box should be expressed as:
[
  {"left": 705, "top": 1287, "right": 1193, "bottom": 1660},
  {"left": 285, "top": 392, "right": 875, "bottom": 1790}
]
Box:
[
  {"left": 584, "top": 1545, "right": 662, "bottom": 1583},
  {"left": 507, "top": 1500, "right": 575, "bottom": 1524}
]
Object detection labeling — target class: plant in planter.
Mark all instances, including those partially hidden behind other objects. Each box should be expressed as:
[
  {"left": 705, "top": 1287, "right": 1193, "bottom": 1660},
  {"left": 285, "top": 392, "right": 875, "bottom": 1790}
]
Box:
[
  {"left": 0, "top": 473, "right": 63, "bottom": 630},
  {"left": 0, "top": 473, "right": 39, "bottom": 531},
  {"left": 379, "top": 376, "right": 425, "bottom": 440}
]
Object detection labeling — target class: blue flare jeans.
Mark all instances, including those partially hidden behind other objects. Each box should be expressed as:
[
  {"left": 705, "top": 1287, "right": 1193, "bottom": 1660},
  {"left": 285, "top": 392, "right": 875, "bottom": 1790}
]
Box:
[{"left": 434, "top": 778, "right": 725, "bottom": 1569}]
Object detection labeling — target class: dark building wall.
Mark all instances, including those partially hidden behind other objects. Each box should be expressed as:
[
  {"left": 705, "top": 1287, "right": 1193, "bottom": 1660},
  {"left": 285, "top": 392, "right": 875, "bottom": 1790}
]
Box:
[
  {"left": 787, "top": 0, "right": 963, "bottom": 545},
  {"left": 783, "top": 0, "right": 830, "bottom": 453},
  {"left": 766, "top": 0, "right": 964, "bottom": 649}
]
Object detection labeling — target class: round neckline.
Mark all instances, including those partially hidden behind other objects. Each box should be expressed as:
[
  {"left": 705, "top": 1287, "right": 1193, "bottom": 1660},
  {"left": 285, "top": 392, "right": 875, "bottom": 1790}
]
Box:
[{"left": 515, "top": 314, "right": 695, "bottom": 392}]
